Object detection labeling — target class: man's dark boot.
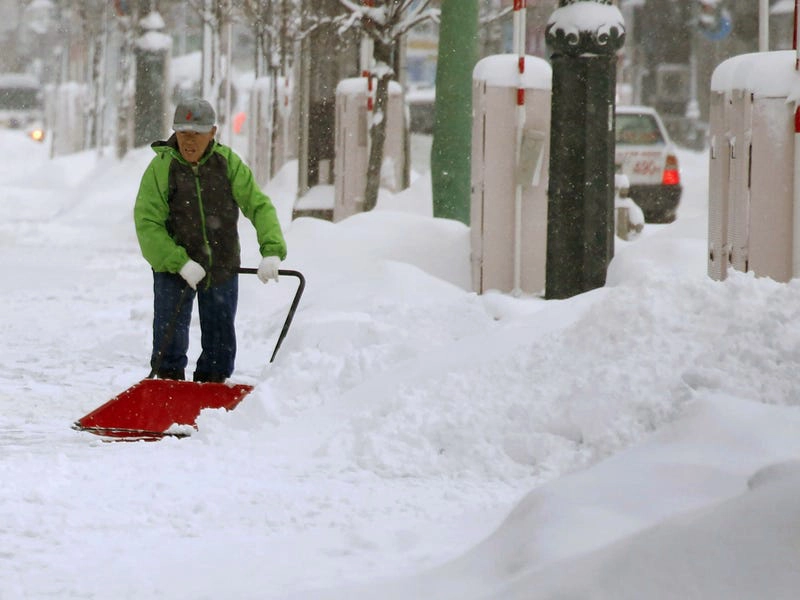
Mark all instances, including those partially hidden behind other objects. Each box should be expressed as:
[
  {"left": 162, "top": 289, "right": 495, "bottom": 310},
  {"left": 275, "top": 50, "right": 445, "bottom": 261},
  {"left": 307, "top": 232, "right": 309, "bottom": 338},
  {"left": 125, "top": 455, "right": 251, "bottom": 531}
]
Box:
[
  {"left": 156, "top": 368, "right": 185, "bottom": 380},
  {"left": 193, "top": 371, "right": 226, "bottom": 383}
]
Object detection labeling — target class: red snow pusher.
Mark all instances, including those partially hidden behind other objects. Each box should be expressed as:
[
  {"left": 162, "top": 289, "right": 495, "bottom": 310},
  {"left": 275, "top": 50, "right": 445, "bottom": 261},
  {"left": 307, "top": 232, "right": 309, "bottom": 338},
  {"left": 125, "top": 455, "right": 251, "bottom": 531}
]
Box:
[{"left": 73, "top": 268, "right": 305, "bottom": 441}]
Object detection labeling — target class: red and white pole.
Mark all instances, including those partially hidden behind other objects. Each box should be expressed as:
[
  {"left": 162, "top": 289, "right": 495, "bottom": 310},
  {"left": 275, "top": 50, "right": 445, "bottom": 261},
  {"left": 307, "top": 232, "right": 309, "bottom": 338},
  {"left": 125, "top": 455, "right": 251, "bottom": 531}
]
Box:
[
  {"left": 360, "top": 0, "right": 375, "bottom": 114},
  {"left": 513, "top": 0, "right": 527, "bottom": 295},
  {"left": 793, "top": 0, "right": 800, "bottom": 276}
]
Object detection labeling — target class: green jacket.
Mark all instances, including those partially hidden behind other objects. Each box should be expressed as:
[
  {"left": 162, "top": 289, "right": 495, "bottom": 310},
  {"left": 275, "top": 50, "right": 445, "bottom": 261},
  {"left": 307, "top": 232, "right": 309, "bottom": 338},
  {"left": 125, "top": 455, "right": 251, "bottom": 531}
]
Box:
[{"left": 134, "top": 135, "right": 286, "bottom": 285}]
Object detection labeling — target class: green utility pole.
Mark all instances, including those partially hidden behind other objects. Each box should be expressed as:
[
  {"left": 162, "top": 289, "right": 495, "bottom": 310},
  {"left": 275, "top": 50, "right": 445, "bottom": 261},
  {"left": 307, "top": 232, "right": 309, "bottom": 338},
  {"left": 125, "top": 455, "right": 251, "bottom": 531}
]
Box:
[{"left": 431, "top": 0, "right": 478, "bottom": 225}]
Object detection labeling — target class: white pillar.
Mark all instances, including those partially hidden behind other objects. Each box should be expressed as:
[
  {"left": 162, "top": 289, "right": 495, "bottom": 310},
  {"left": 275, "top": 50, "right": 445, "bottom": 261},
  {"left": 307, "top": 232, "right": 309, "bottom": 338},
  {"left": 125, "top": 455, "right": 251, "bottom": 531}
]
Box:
[
  {"left": 201, "top": 0, "right": 213, "bottom": 99},
  {"left": 758, "top": 0, "right": 769, "bottom": 52}
]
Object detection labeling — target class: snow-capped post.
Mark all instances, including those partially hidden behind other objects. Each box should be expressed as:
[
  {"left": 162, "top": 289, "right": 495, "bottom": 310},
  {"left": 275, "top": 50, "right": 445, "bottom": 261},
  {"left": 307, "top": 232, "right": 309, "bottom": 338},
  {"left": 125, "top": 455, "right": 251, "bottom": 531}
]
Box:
[
  {"left": 512, "top": 0, "right": 527, "bottom": 296},
  {"left": 133, "top": 10, "right": 171, "bottom": 147},
  {"left": 544, "top": 0, "right": 625, "bottom": 300}
]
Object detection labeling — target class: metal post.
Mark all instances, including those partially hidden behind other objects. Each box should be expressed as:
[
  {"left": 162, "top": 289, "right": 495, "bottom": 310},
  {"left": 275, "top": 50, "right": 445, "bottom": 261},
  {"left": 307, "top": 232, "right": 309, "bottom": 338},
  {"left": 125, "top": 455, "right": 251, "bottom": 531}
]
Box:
[
  {"left": 431, "top": 0, "right": 479, "bottom": 225},
  {"left": 793, "top": 0, "right": 800, "bottom": 277},
  {"left": 361, "top": 0, "right": 375, "bottom": 155},
  {"left": 512, "top": 0, "right": 527, "bottom": 296},
  {"left": 545, "top": 0, "right": 625, "bottom": 300}
]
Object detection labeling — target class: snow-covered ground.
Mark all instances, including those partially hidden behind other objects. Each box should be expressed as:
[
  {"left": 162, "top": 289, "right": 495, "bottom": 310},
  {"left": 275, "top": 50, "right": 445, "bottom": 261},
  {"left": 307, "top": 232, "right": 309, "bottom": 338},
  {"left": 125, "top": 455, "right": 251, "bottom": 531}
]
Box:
[{"left": 2, "top": 127, "right": 799, "bottom": 600}]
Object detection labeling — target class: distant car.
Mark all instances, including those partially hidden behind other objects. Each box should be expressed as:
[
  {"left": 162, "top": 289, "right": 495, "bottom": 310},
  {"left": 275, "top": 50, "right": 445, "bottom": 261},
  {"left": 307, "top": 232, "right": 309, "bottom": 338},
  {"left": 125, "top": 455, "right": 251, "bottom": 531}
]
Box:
[
  {"left": 615, "top": 105, "right": 682, "bottom": 223},
  {"left": 0, "top": 73, "right": 43, "bottom": 130}
]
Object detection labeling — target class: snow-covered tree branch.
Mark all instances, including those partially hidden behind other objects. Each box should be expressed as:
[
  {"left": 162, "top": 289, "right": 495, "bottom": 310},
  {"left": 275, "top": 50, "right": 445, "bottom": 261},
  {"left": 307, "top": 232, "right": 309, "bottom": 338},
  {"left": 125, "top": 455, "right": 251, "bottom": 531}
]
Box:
[{"left": 336, "top": 0, "right": 438, "bottom": 211}]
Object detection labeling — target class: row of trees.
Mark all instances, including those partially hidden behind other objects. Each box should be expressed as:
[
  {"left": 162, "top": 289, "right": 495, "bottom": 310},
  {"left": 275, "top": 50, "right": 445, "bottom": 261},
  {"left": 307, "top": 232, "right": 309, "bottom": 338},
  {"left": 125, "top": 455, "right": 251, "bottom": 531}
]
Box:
[{"left": 19, "top": 1, "right": 516, "bottom": 218}]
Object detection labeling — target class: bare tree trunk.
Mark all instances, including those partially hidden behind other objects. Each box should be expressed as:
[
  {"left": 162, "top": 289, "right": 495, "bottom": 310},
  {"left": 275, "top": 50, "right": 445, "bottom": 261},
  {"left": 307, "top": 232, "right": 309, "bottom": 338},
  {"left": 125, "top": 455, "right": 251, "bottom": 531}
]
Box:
[
  {"left": 363, "top": 72, "right": 391, "bottom": 211},
  {"left": 394, "top": 33, "right": 410, "bottom": 190},
  {"left": 89, "top": 28, "right": 105, "bottom": 151},
  {"left": 363, "top": 35, "right": 394, "bottom": 212},
  {"left": 339, "top": 0, "right": 438, "bottom": 210},
  {"left": 116, "top": 13, "right": 136, "bottom": 158}
]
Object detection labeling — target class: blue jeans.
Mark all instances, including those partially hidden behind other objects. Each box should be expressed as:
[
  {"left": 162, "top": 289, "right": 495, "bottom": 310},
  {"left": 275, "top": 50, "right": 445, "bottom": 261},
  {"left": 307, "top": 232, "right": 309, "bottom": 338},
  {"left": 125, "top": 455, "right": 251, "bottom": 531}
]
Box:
[{"left": 151, "top": 272, "right": 238, "bottom": 379}]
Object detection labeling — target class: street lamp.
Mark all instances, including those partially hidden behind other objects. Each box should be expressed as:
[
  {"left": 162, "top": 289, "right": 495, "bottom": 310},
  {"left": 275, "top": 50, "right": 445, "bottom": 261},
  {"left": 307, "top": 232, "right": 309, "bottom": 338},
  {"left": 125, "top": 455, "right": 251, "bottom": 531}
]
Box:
[{"left": 545, "top": 0, "right": 626, "bottom": 300}]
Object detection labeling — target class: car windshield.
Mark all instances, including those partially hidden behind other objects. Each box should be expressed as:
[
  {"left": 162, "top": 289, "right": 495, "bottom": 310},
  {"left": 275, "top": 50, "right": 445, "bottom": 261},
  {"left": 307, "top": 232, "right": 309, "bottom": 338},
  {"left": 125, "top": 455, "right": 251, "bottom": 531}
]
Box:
[
  {"left": 0, "top": 87, "right": 40, "bottom": 110},
  {"left": 616, "top": 113, "right": 664, "bottom": 145}
]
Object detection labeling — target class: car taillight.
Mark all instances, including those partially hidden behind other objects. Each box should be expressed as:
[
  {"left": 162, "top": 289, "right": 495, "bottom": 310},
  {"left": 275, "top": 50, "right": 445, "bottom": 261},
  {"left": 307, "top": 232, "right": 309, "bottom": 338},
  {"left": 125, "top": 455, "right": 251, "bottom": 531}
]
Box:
[{"left": 662, "top": 154, "right": 680, "bottom": 186}]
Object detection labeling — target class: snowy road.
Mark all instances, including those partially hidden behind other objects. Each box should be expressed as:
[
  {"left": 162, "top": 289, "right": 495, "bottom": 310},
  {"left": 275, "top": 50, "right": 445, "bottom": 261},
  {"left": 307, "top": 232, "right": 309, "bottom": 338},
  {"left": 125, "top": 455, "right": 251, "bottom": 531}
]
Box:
[{"left": 3, "top": 128, "right": 799, "bottom": 599}]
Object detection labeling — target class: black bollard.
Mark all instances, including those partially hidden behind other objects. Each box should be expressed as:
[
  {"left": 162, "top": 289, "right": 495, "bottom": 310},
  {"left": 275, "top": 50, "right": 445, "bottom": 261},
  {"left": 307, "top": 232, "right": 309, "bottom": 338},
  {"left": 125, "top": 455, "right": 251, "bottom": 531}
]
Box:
[
  {"left": 134, "top": 11, "right": 171, "bottom": 147},
  {"left": 544, "top": 0, "right": 625, "bottom": 300}
]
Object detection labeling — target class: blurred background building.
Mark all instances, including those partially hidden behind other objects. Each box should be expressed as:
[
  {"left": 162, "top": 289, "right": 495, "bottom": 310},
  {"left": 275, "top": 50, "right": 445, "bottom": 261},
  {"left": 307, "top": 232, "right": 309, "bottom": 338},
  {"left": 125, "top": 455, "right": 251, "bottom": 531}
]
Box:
[
  {"left": 0, "top": 0, "right": 793, "bottom": 152},
  {"left": 621, "top": 0, "right": 794, "bottom": 146}
]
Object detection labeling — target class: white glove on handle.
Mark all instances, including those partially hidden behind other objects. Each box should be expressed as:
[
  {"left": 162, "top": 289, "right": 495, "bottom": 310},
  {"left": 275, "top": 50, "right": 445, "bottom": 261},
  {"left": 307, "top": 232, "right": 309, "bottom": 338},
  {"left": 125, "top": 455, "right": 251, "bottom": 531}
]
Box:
[
  {"left": 179, "top": 260, "right": 206, "bottom": 290},
  {"left": 258, "top": 256, "right": 280, "bottom": 283}
]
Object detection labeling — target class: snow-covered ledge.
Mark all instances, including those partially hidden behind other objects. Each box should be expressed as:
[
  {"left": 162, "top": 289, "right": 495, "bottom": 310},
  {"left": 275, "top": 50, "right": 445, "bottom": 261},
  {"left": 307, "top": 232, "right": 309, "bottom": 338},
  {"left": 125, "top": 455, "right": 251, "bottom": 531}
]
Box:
[{"left": 546, "top": 0, "right": 625, "bottom": 57}]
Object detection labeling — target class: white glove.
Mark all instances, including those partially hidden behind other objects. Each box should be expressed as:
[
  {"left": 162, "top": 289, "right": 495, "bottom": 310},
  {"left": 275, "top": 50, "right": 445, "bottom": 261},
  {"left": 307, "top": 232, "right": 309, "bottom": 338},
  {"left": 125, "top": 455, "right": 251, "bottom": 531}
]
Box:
[
  {"left": 257, "top": 256, "right": 280, "bottom": 283},
  {"left": 179, "top": 259, "right": 206, "bottom": 290}
]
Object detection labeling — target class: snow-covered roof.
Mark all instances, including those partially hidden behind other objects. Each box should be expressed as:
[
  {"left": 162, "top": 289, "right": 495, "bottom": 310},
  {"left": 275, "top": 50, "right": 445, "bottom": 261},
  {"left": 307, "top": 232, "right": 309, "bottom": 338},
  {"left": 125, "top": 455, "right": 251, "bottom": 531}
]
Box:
[
  {"left": 0, "top": 73, "right": 40, "bottom": 88},
  {"left": 336, "top": 77, "right": 403, "bottom": 96},
  {"left": 473, "top": 55, "right": 552, "bottom": 90},
  {"left": 406, "top": 86, "right": 435, "bottom": 103},
  {"left": 772, "top": 0, "right": 795, "bottom": 15},
  {"left": 616, "top": 104, "right": 658, "bottom": 115}
]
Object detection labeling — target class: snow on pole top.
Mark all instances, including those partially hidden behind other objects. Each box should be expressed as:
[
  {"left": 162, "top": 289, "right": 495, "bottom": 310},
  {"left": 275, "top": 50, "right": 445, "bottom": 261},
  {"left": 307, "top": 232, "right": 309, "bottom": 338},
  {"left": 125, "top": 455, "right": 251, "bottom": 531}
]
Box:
[
  {"left": 0, "top": 73, "right": 40, "bottom": 88},
  {"left": 136, "top": 11, "right": 171, "bottom": 51},
  {"left": 139, "top": 10, "right": 166, "bottom": 31},
  {"left": 710, "top": 50, "right": 800, "bottom": 102},
  {"left": 546, "top": 1, "right": 625, "bottom": 57},
  {"left": 136, "top": 30, "right": 172, "bottom": 52},
  {"left": 473, "top": 55, "right": 552, "bottom": 90}
]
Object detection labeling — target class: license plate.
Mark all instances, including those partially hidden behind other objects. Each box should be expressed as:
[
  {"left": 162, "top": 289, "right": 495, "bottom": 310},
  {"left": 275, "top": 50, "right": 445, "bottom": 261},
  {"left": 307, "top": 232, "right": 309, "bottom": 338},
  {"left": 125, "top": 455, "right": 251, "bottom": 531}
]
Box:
[
  {"left": 617, "top": 149, "right": 662, "bottom": 180},
  {"left": 631, "top": 159, "right": 660, "bottom": 176}
]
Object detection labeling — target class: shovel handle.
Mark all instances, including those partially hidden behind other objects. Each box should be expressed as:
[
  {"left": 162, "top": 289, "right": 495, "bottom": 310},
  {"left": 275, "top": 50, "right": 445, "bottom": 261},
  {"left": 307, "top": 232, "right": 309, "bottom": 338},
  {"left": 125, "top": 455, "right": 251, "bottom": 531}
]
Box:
[{"left": 238, "top": 268, "right": 306, "bottom": 363}]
